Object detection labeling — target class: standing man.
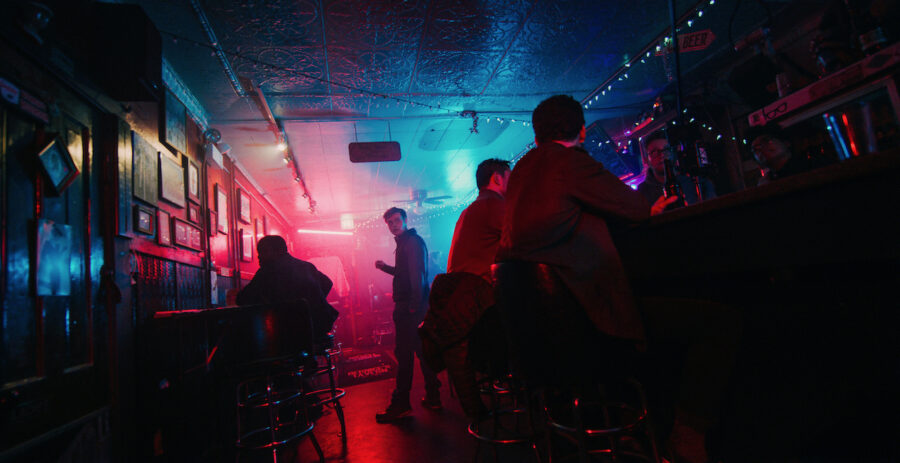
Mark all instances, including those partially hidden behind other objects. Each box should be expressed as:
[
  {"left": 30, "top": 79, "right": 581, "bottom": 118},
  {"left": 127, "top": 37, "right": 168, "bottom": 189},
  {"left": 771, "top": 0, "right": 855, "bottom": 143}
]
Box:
[{"left": 374, "top": 207, "right": 441, "bottom": 422}]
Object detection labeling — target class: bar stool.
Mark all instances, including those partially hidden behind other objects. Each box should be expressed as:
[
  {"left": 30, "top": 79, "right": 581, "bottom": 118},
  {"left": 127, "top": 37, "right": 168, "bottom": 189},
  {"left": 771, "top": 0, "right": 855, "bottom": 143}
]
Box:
[
  {"left": 235, "top": 354, "right": 324, "bottom": 463},
  {"left": 303, "top": 333, "right": 347, "bottom": 447},
  {"left": 230, "top": 301, "right": 324, "bottom": 462},
  {"left": 468, "top": 373, "right": 543, "bottom": 463},
  {"left": 542, "top": 377, "right": 660, "bottom": 462},
  {"left": 491, "top": 261, "right": 660, "bottom": 463}
]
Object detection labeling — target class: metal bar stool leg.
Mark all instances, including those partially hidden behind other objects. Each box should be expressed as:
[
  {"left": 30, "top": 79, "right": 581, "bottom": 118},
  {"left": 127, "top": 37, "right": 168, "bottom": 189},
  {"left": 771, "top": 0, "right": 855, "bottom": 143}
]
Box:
[{"left": 324, "top": 351, "right": 347, "bottom": 447}]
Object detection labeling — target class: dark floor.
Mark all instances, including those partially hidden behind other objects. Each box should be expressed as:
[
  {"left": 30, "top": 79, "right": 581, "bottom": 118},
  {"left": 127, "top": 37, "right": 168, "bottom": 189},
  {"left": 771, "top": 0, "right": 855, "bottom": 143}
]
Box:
[{"left": 237, "top": 363, "right": 542, "bottom": 463}]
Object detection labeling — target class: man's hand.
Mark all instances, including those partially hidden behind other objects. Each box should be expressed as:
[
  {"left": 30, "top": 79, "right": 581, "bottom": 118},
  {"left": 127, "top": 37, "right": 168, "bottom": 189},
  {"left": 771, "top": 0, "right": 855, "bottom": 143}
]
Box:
[
  {"left": 375, "top": 260, "right": 386, "bottom": 270},
  {"left": 651, "top": 194, "right": 680, "bottom": 216}
]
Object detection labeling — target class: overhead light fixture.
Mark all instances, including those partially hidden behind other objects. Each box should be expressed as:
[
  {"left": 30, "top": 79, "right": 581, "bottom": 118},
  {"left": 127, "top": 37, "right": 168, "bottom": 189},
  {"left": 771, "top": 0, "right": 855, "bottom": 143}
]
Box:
[{"left": 296, "top": 229, "right": 353, "bottom": 236}]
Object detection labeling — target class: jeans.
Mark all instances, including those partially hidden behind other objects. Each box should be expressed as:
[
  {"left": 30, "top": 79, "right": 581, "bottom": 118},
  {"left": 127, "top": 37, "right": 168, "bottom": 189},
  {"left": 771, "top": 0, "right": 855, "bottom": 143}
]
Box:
[{"left": 392, "top": 305, "right": 441, "bottom": 405}]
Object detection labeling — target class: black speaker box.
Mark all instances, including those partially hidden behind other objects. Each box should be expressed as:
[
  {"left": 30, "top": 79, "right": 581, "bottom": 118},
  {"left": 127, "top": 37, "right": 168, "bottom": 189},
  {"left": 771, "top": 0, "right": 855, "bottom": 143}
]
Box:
[
  {"left": 349, "top": 141, "right": 401, "bottom": 163},
  {"left": 728, "top": 54, "right": 778, "bottom": 109},
  {"left": 89, "top": 4, "right": 162, "bottom": 101}
]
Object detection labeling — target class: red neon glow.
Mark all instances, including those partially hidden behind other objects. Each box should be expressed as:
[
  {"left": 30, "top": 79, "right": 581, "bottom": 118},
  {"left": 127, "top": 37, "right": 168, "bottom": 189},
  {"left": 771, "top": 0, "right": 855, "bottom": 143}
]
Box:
[{"left": 842, "top": 113, "right": 860, "bottom": 157}]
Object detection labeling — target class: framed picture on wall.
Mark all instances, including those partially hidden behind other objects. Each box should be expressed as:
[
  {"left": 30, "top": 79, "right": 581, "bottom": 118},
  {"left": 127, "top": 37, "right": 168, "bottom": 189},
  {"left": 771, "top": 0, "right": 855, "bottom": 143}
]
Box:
[
  {"left": 134, "top": 204, "right": 155, "bottom": 235},
  {"left": 237, "top": 188, "right": 251, "bottom": 223},
  {"left": 208, "top": 210, "right": 217, "bottom": 237},
  {"left": 162, "top": 89, "right": 187, "bottom": 154},
  {"left": 262, "top": 215, "right": 269, "bottom": 235},
  {"left": 185, "top": 159, "right": 200, "bottom": 204},
  {"left": 188, "top": 203, "right": 201, "bottom": 225},
  {"left": 254, "top": 218, "right": 261, "bottom": 245},
  {"left": 132, "top": 131, "right": 158, "bottom": 204},
  {"left": 240, "top": 229, "right": 253, "bottom": 262},
  {"left": 157, "top": 209, "right": 171, "bottom": 246},
  {"left": 173, "top": 218, "right": 201, "bottom": 251},
  {"left": 214, "top": 183, "right": 228, "bottom": 234},
  {"left": 36, "top": 219, "right": 73, "bottom": 296},
  {"left": 37, "top": 135, "right": 79, "bottom": 196},
  {"left": 189, "top": 225, "right": 202, "bottom": 250},
  {"left": 159, "top": 152, "right": 186, "bottom": 207}
]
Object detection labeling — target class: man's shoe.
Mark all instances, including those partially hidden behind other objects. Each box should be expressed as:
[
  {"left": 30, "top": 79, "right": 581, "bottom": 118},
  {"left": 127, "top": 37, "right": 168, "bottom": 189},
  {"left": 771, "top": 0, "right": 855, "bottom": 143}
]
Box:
[
  {"left": 375, "top": 403, "right": 412, "bottom": 423},
  {"left": 421, "top": 396, "right": 442, "bottom": 411}
]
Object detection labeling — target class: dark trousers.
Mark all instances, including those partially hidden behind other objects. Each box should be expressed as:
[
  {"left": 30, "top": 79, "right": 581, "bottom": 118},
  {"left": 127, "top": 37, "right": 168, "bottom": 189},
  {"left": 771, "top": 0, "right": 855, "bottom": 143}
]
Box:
[{"left": 392, "top": 306, "right": 440, "bottom": 405}]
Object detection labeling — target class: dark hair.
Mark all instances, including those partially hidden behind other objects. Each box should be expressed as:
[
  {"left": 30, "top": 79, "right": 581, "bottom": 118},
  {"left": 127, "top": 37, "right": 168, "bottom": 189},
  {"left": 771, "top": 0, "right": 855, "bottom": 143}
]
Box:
[
  {"left": 383, "top": 207, "right": 406, "bottom": 221},
  {"left": 475, "top": 158, "right": 511, "bottom": 190},
  {"left": 745, "top": 123, "right": 788, "bottom": 145},
  {"left": 643, "top": 130, "right": 668, "bottom": 148},
  {"left": 532, "top": 95, "right": 585, "bottom": 144},
  {"left": 641, "top": 130, "right": 669, "bottom": 159},
  {"left": 257, "top": 235, "right": 288, "bottom": 255}
]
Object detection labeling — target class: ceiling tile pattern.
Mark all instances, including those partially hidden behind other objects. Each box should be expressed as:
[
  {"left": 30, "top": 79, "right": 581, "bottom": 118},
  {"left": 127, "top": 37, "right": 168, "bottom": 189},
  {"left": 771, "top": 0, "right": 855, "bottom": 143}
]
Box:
[{"left": 129, "top": 0, "right": 775, "bottom": 229}]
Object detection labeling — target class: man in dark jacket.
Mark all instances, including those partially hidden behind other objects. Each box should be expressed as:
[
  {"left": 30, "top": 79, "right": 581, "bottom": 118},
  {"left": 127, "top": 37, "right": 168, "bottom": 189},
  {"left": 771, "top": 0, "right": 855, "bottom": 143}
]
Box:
[
  {"left": 374, "top": 207, "right": 441, "bottom": 422},
  {"left": 497, "top": 95, "right": 674, "bottom": 345},
  {"left": 236, "top": 235, "right": 339, "bottom": 345}
]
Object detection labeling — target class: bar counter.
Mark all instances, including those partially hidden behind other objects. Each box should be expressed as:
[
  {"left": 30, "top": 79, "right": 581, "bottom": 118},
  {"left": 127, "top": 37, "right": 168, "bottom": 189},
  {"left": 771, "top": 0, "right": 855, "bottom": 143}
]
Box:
[
  {"left": 142, "top": 303, "right": 307, "bottom": 458},
  {"left": 614, "top": 149, "right": 899, "bottom": 458}
]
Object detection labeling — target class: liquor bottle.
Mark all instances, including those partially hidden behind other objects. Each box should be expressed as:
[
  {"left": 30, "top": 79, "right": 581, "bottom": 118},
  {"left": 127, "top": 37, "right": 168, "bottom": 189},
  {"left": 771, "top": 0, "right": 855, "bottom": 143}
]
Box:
[
  {"left": 695, "top": 141, "right": 711, "bottom": 169},
  {"left": 663, "top": 159, "right": 686, "bottom": 208}
]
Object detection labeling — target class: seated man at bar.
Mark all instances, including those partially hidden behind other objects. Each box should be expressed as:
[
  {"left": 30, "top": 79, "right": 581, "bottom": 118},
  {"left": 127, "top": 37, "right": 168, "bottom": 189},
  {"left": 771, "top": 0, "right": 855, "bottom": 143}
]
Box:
[
  {"left": 497, "top": 95, "right": 738, "bottom": 463},
  {"left": 235, "top": 235, "right": 338, "bottom": 343},
  {"left": 748, "top": 123, "right": 830, "bottom": 185},
  {"left": 421, "top": 158, "right": 511, "bottom": 419},
  {"left": 638, "top": 130, "right": 716, "bottom": 206}
]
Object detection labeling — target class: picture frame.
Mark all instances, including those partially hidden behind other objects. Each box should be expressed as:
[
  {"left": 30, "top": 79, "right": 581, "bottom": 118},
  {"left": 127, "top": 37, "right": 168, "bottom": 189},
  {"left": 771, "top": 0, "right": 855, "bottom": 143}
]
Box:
[
  {"left": 240, "top": 228, "right": 253, "bottom": 262},
  {"left": 159, "top": 151, "right": 186, "bottom": 207},
  {"left": 215, "top": 183, "right": 228, "bottom": 233},
  {"left": 254, "top": 218, "right": 262, "bottom": 245},
  {"left": 190, "top": 225, "right": 202, "bottom": 251},
  {"left": 208, "top": 209, "right": 217, "bottom": 237},
  {"left": 157, "top": 209, "right": 171, "bottom": 246},
  {"left": 37, "top": 135, "right": 79, "bottom": 196},
  {"left": 134, "top": 204, "right": 155, "bottom": 235},
  {"left": 161, "top": 89, "right": 187, "bottom": 154},
  {"left": 185, "top": 159, "right": 200, "bottom": 204},
  {"left": 188, "top": 202, "right": 201, "bottom": 225},
  {"left": 173, "top": 218, "right": 202, "bottom": 251},
  {"left": 262, "top": 215, "right": 269, "bottom": 236},
  {"left": 237, "top": 188, "right": 251, "bottom": 223},
  {"left": 36, "top": 219, "right": 72, "bottom": 296},
  {"left": 132, "top": 131, "right": 158, "bottom": 204}
]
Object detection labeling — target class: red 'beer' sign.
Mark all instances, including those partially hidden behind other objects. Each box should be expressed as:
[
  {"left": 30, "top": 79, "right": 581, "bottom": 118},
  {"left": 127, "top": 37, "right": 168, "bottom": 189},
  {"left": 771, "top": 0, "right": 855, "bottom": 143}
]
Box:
[{"left": 656, "top": 29, "right": 716, "bottom": 55}]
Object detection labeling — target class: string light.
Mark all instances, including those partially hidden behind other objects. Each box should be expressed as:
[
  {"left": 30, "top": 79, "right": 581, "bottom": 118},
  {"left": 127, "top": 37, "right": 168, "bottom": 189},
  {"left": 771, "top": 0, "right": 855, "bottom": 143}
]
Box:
[{"left": 582, "top": 0, "right": 719, "bottom": 107}]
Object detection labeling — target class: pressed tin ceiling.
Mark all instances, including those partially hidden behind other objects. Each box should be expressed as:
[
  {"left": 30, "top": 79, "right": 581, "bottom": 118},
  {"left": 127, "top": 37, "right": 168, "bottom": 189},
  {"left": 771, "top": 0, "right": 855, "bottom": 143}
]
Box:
[{"left": 119, "top": 0, "right": 776, "bottom": 229}]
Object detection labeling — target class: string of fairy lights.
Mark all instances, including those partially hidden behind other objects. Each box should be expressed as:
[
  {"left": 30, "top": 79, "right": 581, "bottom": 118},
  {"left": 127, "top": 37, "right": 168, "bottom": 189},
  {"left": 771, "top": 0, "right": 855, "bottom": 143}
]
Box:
[
  {"left": 162, "top": 29, "right": 544, "bottom": 219},
  {"left": 163, "top": 0, "right": 722, "bottom": 230},
  {"left": 605, "top": 107, "right": 750, "bottom": 152},
  {"left": 351, "top": 141, "right": 535, "bottom": 234},
  {"left": 582, "top": 0, "right": 719, "bottom": 110}
]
